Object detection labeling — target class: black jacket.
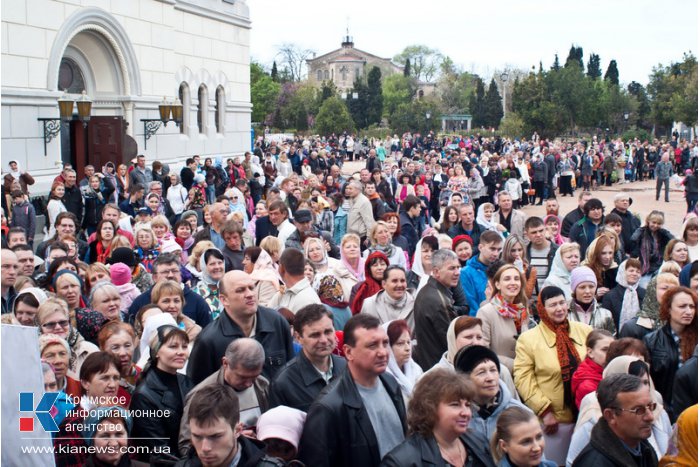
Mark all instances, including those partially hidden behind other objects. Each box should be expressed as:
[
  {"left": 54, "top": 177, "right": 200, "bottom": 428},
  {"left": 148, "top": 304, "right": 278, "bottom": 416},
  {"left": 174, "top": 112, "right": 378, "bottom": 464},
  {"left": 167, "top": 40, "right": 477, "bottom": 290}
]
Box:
[
  {"left": 130, "top": 367, "right": 194, "bottom": 462},
  {"left": 644, "top": 324, "right": 680, "bottom": 412},
  {"left": 255, "top": 216, "right": 277, "bottom": 246},
  {"left": 269, "top": 352, "right": 347, "bottom": 412},
  {"left": 62, "top": 184, "right": 84, "bottom": 225},
  {"left": 180, "top": 167, "right": 194, "bottom": 191},
  {"left": 601, "top": 285, "right": 646, "bottom": 332},
  {"left": 447, "top": 222, "right": 483, "bottom": 248},
  {"left": 561, "top": 207, "right": 584, "bottom": 238},
  {"left": 298, "top": 369, "right": 407, "bottom": 467},
  {"left": 175, "top": 436, "right": 283, "bottom": 467},
  {"left": 572, "top": 417, "right": 658, "bottom": 467},
  {"left": 671, "top": 349, "right": 698, "bottom": 423},
  {"left": 187, "top": 306, "right": 294, "bottom": 385},
  {"left": 380, "top": 431, "right": 495, "bottom": 467},
  {"left": 413, "top": 277, "right": 457, "bottom": 370},
  {"left": 610, "top": 208, "right": 641, "bottom": 255},
  {"left": 82, "top": 177, "right": 115, "bottom": 228},
  {"left": 127, "top": 285, "right": 212, "bottom": 328},
  {"left": 399, "top": 211, "right": 420, "bottom": 258}
]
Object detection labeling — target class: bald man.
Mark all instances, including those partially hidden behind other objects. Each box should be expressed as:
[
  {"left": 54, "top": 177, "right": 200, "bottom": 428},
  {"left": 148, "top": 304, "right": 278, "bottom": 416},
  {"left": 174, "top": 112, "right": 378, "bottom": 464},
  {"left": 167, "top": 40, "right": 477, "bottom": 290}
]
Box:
[
  {"left": 1, "top": 249, "right": 19, "bottom": 314},
  {"left": 187, "top": 270, "right": 294, "bottom": 385}
]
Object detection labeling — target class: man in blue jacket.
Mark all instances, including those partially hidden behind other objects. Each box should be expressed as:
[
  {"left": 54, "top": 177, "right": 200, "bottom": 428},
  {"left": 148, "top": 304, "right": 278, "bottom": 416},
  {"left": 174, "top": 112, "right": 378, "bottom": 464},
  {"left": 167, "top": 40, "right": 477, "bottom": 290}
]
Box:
[{"left": 461, "top": 230, "right": 503, "bottom": 315}]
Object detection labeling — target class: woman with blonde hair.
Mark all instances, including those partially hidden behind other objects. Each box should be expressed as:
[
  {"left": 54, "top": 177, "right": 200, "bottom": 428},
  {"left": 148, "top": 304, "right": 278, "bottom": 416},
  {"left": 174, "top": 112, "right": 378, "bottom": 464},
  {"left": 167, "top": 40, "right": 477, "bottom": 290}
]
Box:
[
  {"left": 477, "top": 264, "right": 534, "bottom": 372},
  {"left": 37, "top": 297, "right": 99, "bottom": 375},
  {"left": 332, "top": 233, "right": 365, "bottom": 301},
  {"left": 501, "top": 235, "right": 538, "bottom": 298},
  {"left": 363, "top": 221, "right": 407, "bottom": 269},
  {"left": 681, "top": 216, "right": 698, "bottom": 262},
  {"left": 242, "top": 246, "right": 281, "bottom": 307},
  {"left": 134, "top": 226, "right": 159, "bottom": 273},
  {"left": 664, "top": 239, "right": 690, "bottom": 269},
  {"left": 151, "top": 280, "right": 201, "bottom": 341},
  {"left": 115, "top": 164, "right": 129, "bottom": 202},
  {"left": 260, "top": 235, "right": 283, "bottom": 264},
  {"left": 150, "top": 214, "right": 173, "bottom": 244}
]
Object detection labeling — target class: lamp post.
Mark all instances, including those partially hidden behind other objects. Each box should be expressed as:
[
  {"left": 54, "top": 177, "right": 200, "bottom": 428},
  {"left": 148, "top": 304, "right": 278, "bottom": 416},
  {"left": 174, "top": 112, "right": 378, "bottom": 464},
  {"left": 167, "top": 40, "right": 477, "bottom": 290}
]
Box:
[
  {"left": 140, "top": 97, "right": 183, "bottom": 149},
  {"left": 500, "top": 71, "right": 509, "bottom": 116},
  {"left": 623, "top": 111, "right": 629, "bottom": 135},
  {"left": 37, "top": 90, "right": 92, "bottom": 156}
]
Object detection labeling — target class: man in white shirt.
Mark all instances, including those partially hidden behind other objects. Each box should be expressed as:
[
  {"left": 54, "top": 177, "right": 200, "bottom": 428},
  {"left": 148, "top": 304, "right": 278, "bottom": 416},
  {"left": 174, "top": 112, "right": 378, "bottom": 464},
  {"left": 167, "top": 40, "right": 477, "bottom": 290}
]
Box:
[{"left": 269, "top": 249, "right": 320, "bottom": 314}]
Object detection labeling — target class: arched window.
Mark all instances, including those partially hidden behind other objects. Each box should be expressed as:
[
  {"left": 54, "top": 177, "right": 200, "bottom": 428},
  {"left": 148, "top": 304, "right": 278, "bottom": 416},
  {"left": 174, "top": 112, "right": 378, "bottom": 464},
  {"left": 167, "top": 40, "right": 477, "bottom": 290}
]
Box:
[
  {"left": 215, "top": 86, "right": 225, "bottom": 133},
  {"left": 324, "top": 70, "right": 329, "bottom": 80},
  {"left": 316, "top": 70, "right": 322, "bottom": 81},
  {"left": 179, "top": 82, "right": 190, "bottom": 135},
  {"left": 197, "top": 84, "right": 208, "bottom": 134},
  {"left": 355, "top": 67, "right": 360, "bottom": 79},
  {"left": 340, "top": 66, "right": 347, "bottom": 81}
]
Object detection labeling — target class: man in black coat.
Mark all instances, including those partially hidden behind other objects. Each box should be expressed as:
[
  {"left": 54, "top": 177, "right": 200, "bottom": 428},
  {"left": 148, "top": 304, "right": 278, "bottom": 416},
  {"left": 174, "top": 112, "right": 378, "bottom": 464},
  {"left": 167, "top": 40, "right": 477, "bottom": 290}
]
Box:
[
  {"left": 610, "top": 193, "right": 641, "bottom": 255},
  {"left": 561, "top": 190, "right": 592, "bottom": 238},
  {"left": 269, "top": 305, "right": 346, "bottom": 412},
  {"left": 671, "top": 346, "right": 697, "bottom": 423},
  {"left": 126, "top": 254, "right": 212, "bottom": 328},
  {"left": 180, "top": 157, "right": 196, "bottom": 191},
  {"left": 61, "top": 169, "right": 84, "bottom": 226},
  {"left": 298, "top": 315, "right": 406, "bottom": 467},
  {"left": 187, "top": 270, "right": 294, "bottom": 385},
  {"left": 573, "top": 374, "right": 658, "bottom": 467}
]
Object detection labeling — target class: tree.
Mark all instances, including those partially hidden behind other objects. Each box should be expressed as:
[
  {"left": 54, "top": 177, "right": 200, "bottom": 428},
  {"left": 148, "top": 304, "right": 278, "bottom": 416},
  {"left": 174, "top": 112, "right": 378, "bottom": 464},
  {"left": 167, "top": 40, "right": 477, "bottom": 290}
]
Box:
[
  {"left": 483, "top": 78, "right": 504, "bottom": 127},
  {"left": 565, "top": 45, "right": 584, "bottom": 69},
  {"left": 393, "top": 45, "right": 443, "bottom": 83},
  {"left": 438, "top": 70, "right": 475, "bottom": 114},
  {"left": 315, "top": 96, "right": 355, "bottom": 135},
  {"left": 469, "top": 78, "right": 486, "bottom": 127},
  {"left": 250, "top": 62, "right": 280, "bottom": 123},
  {"left": 552, "top": 54, "right": 561, "bottom": 71},
  {"left": 271, "top": 61, "right": 279, "bottom": 82},
  {"left": 604, "top": 60, "right": 619, "bottom": 85},
  {"left": 648, "top": 52, "right": 698, "bottom": 130},
  {"left": 388, "top": 98, "right": 440, "bottom": 134},
  {"left": 627, "top": 81, "right": 652, "bottom": 130},
  {"left": 347, "top": 77, "right": 370, "bottom": 129},
  {"left": 403, "top": 58, "right": 411, "bottom": 77},
  {"left": 276, "top": 43, "right": 315, "bottom": 82},
  {"left": 382, "top": 74, "right": 414, "bottom": 117},
  {"left": 366, "top": 66, "right": 383, "bottom": 126},
  {"left": 586, "top": 54, "right": 601, "bottom": 79},
  {"left": 319, "top": 80, "right": 337, "bottom": 104},
  {"left": 499, "top": 113, "right": 525, "bottom": 138}
]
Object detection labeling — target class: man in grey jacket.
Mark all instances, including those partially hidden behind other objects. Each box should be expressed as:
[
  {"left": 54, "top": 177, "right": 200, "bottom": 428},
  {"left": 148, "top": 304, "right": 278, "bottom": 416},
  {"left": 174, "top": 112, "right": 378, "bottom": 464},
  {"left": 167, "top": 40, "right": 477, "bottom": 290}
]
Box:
[{"left": 654, "top": 152, "right": 673, "bottom": 202}]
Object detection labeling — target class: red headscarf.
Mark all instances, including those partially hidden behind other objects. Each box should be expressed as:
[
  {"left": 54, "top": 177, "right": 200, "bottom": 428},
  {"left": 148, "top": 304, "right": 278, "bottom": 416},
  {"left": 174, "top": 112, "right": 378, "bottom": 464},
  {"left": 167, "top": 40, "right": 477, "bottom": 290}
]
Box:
[{"left": 349, "top": 251, "right": 389, "bottom": 315}]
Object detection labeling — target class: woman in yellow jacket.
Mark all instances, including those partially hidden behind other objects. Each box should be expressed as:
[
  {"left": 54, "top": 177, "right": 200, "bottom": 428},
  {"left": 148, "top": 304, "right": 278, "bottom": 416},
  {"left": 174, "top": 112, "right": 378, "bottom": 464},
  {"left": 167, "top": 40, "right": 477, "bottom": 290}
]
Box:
[{"left": 513, "top": 285, "right": 592, "bottom": 466}]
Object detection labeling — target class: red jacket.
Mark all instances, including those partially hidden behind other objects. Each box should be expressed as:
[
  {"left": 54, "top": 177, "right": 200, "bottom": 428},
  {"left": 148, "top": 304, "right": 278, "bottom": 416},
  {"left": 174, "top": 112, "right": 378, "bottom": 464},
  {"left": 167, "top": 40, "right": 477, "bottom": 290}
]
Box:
[{"left": 571, "top": 356, "right": 604, "bottom": 409}]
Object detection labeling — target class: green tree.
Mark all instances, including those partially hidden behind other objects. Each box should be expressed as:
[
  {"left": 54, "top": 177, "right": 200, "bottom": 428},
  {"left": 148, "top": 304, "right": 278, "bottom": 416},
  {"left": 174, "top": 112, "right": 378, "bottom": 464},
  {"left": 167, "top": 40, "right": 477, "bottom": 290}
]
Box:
[
  {"left": 250, "top": 62, "right": 280, "bottom": 123},
  {"left": 393, "top": 45, "right": 443, "bottom": 82},
  {"left": 483, "top": 78, "right": 504, "bottom": 127},
  {"left": 587, "top": 54, "right": 601, "bottom": 79},
  {"left": 271, "top": 61, "right": 279, "bottom": 82},
  {"left": 552, "top": 54, "right": 561, "bottom": 71},
  {"left": 315, "top": 96, "right": 355, "bottom": 135},
  {"left": 627, "top": 81, "right": 652, "bottom": 130},
  {"left": 388, "top": 98, "right": 440, "bottom": 134},
  {"left": 347, "top": 77, "right": 370, "bottom": 129},
  {"left": 366, "top": 66, "right": 383, "bottom": 126},
  {"left": 565, "top": 45, "right": 584, "bottom": 69},
  {"left": 469, "top": 78, "right": 486, "bottom": 127},
  {"left": 604, "top": 60, "right": 619, "bottom": 85},
  {"left": 499, "top": 113, "right": 525, "bottom": 138},
  {"left": 438, "top": 70, "right": 475, "bottom": 114},
  {"left": 648, "top": 52, "right": 698, "bottom": 130},
  {"left": 403, "top": 58, "right": 411, "bottom": 77},
  {"left": 319, "top": 80, "right": 337, "bottom": 104},
  {"left": 382, "top": 74, "right": 414, "bottom": 117}
]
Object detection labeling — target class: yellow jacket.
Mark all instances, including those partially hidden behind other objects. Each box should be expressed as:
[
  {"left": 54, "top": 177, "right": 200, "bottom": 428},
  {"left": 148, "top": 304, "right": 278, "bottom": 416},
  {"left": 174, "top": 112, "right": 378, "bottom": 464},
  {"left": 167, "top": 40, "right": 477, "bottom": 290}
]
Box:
[{"left": 513, "top": 321, "right": 591, "bottom": 423}]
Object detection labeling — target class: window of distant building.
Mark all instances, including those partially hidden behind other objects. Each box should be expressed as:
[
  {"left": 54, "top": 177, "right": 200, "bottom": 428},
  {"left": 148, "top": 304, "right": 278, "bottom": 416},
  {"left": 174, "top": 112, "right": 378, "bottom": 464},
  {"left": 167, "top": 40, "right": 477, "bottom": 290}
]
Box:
[
  {"left": 340, "top": 66, "right": 347, "bottom": 81},
  {"left": 324, "top": 70, "right": 329, "bottom": 80},
  {"left": 317, "top": 70, "right": 322, "bottom": 81},
  {"left": 215, "top": 86, "right": 225, "bottom": 133},
  {"left": 355, "top": 67, "right": 360, "bottom": 79},
  {"left": 198, "top": 84, "right": 208, "bottom": 134}
]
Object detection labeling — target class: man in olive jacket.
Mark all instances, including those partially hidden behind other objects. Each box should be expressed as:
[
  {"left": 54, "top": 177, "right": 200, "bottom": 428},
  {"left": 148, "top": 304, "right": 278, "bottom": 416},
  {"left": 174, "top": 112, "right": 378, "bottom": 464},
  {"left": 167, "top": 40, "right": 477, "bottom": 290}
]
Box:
[{"left": 298, "top": 315, "right": 406, "bottom": 467}]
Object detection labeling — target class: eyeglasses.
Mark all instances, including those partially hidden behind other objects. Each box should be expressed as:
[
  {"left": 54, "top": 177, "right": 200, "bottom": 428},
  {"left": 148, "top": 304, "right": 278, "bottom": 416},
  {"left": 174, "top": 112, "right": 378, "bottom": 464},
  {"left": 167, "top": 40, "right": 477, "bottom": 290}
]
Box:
[
  {"left": 41, "top": 320, "right": 70, "bottom": 330},
  {"left": 614, "top": 402, "right": 657, "bottom": 416}
]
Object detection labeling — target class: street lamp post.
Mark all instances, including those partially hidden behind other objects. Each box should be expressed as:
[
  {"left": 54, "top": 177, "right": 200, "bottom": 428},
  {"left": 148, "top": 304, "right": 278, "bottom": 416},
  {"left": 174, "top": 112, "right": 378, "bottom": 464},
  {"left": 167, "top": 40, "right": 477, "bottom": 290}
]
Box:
[
  {"left": 623, "top": 111, "right": 629, "bottom": 135},
  {"left": 37, "top": 90, "right": 92, "bottom": 156},
  {"left": 500, "top": 72, "right": 509, "bottom": 117}
]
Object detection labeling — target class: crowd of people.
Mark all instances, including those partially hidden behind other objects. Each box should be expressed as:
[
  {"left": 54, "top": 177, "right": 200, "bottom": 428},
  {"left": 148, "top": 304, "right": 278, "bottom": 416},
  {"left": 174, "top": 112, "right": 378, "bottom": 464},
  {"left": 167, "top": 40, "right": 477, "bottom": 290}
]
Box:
[{"left": 0, "top": 130, "right": 698, "bottom": 467}]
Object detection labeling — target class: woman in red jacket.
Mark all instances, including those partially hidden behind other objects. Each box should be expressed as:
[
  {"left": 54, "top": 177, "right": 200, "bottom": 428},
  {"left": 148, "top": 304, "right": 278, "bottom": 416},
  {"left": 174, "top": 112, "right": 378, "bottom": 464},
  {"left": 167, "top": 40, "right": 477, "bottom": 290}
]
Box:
[{"left": 570, "top": 329, "right": 614, "bottom": 409}]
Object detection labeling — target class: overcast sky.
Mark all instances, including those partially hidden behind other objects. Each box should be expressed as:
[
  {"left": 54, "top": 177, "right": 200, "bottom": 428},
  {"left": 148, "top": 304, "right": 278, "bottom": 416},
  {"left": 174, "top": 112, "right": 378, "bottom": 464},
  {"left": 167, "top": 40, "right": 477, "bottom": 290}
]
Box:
[{"left": 248, "top": 0, "right": 697, "bottom": 86}]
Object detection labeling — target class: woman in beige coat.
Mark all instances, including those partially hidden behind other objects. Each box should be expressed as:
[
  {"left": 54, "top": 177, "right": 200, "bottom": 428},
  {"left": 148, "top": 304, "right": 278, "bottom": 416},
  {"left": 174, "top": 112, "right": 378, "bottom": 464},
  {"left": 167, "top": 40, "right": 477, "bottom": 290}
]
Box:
[
  {"left": 244, "top": 247, "right": 281, "bottom": 308},
  {"left": 477, "top": 264, "right": 534, "bottom": 372}
]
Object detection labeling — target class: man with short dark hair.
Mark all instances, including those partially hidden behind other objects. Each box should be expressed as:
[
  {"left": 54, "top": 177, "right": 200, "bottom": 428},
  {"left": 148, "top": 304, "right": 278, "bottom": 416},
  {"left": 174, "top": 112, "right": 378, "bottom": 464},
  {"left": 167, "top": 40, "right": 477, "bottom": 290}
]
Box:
[
  {"left": 569, "top": 198, "right": 606, "bottom": 256},
  {"left": 461, "top": 231, "right": 504, "bottom": 315},
  {"left": 269, "top": 249, "right": 319, "bottom": 314},
  {"left": 11, "top": 244, "right": 36, "bottom": 276},
  {"left": 363, "top": 180, "right": 386, "bottom": 221},
  {"left": 130, "top": 154, "right": 153, "bottom": 187},
  {"left": 414, "top": 249, "right": 462, "bottom": 370},
  {"left": 179, "top": 338, "right": 270, "bottom": 455},
  {"left": 298, "top": 314, "right": 406, "bottom": 467},
  {"left": 61, "top": 169, "right": 84, "bottom": 226},
  {"left": 525, "top": 216, "right": 557, "bottom": 291},
  {"left": 6, "top": 227, "right": 27, "bottom": 248},
  {"left": 180, "top": 384, "right": 280, "bottom": 467},
  {"left": 399, "top": 195, "right": 423, "bottom": 258},
  {"left": 36, "top": 212, "right": 88, "bottom": 259},
  {"left": 269, "top": 304, "right": 347, "bottom": 412},
  {"left": 493, "top": 191, "right": 527, "bottom": 239},
  {"left": 126, "top": 253, "right": 212, "bottom": 327},
  {"left": 284, "top": 209, "right": 338, "bottom": 256},
  {"left": 181, "top": 157, "right": 196, "bottom": 190},
  {"left": 572, "top": 374, "right": 658, "bottom": 467},
  {"left": 220, "top": 220, "right": 245, "bottom": 271},
  {"left": 188, "top": 270, "right": 294, "bottom": 384},
  {"left": 1, "top": 249, "right": 19, "bottom": 314},
  {"left": 562, "top": 191, "right": 592, "bottom": 238},
  {"left": 448, "top": 202, "right": 483, "bottom": 247},
  {"left": 118, "top": 183, "right": 145, "bottom": 218},
  {"left": 267, "top": 200, "right": 295, "bottom": 248}
]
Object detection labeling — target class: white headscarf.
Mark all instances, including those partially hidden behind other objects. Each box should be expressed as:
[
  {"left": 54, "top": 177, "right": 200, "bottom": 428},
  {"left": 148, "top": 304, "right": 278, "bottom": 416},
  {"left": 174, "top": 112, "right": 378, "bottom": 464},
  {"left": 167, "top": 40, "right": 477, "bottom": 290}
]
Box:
[
  {"left": 137, "top": 312, "right": 177, "bottom": 367},
  {"left": 476, "top": 204, "right": 500, "bottom": 232},
  {"left": 411, "top": 237, "right": 432, "bottom": 293},
  {"left": 382, "top": 321, "right": 423, "bottom": 401},
  {"left": 616, "top": 260, "right": 641, "bottom": 326}
]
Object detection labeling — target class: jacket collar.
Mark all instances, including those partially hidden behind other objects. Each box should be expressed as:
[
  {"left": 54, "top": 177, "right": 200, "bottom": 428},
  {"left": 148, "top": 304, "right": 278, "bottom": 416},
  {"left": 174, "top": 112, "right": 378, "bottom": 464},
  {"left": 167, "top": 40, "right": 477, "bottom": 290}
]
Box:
[
  {"left": 590, "top": 417, "right": 656, "bottom": 466},
  {"left": 219, "top": 306, "right": 275, "bottom": 337},
  {"left": 536, "top": 321, "right": 585, "bottom": 348},
  {"left": 298, "top": 351, "right": 345, "bottom": 387}
]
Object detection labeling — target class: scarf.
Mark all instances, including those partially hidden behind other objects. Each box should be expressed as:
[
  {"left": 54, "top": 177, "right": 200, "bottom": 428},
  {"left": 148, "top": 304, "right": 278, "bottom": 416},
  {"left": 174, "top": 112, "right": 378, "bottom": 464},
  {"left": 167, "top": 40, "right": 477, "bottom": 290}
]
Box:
[
  {"left": 304, "top": 238, "right": 329, "bottom": 270},
  {"left": 493, "top": 294, "right": 528, "bottom": 335},
  {"left": 536, "top": 294, "right": 581, "bottom": 409},
  {"left": 198, "top": 249, "right": 220, "bottom": 286},
  {"left": 616, "top": 260, "right": 641, "bottom": 326},
  {"left": 382, "top": 321, "right": 423, "bottom": 399},
  {"left": 340, "top": 252, "right": 365, "bottom": 283},
  {"left": 349, "top": 251, "right": 387, "bottom": 315},
  {"left": 659, "top": 405, "right": 698, "bottom": 467},
  {"left": 96, "top": 242, "right": 111, "bottom": 264},
  {"left": 476, "top": 204, "right": 500, "bottom": 231},
  {"left": 370, "top": 242, "right": 396, "bottom": 260},
  {"left": 638, "top": 276, "right": 661, "bottom": 324},
  {"left": 318, "top": 275, "right": 349, "bottom": 308}
]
